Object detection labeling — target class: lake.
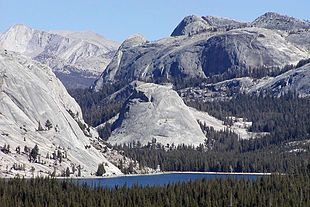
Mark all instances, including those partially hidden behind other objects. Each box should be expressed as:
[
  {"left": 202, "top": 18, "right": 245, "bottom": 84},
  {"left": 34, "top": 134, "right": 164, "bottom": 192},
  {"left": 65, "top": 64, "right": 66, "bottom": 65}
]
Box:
[{"left": 74, "top": 172, "right": 263, "bottom": 188}]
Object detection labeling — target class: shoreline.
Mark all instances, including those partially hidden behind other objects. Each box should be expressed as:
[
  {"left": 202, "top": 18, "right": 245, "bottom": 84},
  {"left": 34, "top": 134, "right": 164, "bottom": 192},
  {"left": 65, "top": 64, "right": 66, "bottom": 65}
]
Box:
[
  {"left": 0, "top": 171, "right": 273, "bottom": 179},
  {"left": 59, "top": 171, "right": 272, "bottom": 180}
]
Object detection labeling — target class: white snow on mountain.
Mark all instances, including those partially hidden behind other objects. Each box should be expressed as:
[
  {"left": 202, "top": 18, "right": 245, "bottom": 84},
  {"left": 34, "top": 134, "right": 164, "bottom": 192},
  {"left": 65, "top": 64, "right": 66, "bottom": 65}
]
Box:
[{"left": 0, "top": 50, "right": 123, "bottom": 178}]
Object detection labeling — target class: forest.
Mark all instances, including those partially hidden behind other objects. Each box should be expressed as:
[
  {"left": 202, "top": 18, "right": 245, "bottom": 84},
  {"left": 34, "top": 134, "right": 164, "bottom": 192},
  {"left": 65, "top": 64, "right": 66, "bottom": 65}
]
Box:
[
  {"left": 115, "top": 142, "right": 310, "bottom": 173},
  {"left": 0, "top": 173, "right": 309, "bottom": 207},
  {"left": 186, "top": 93, "right": 310, "bottom": 146}
]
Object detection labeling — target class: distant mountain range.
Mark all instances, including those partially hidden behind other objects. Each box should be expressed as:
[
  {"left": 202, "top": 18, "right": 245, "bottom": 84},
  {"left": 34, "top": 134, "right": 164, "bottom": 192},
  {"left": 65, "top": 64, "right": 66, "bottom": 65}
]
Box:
[
  {"left": 0, "top": 25, "right": 119, "bottom": 89},
  {"left": 93, "top": 12, "right": 309, "bottom": 92}
]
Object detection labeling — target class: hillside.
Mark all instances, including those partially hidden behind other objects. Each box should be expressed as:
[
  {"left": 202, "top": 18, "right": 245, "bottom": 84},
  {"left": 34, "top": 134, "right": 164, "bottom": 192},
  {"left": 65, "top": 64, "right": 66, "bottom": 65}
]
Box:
[
  {"left": 0, "top": 25, "right": 119, "bottom": 89},
  {"left": 94, "top": 12, "right": 309, "bottom": 90},
  {"left": 70, "top": 12, "right": 310, "bottom": 149},
  {"left": 0, "top": 49, "right": 150, "bottom": 178}
]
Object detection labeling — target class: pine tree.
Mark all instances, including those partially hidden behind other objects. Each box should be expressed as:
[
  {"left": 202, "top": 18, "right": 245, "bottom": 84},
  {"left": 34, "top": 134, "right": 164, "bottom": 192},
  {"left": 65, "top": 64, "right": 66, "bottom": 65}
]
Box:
[
  {"left": 45, "top": 120, "right": 53, "bottom": 130},
  {"left": 95, "top": 163, "right": 106, "bottom": 176},
  {"left": 30, "top": 144, "right": 39, "bottom": 162},
  {"left": 128, "top": 162, "right": 134, "bottom": 174},
  {"left": 65, "top": 167, "right": 70, "bottom": 177}
]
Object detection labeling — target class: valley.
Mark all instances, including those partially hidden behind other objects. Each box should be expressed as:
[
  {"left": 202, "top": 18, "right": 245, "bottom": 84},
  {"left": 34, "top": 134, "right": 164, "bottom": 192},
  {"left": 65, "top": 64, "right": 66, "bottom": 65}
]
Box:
[
  {"left": 0, "top": 0, "right": 310, "bottom": 207},
  {"left": 0, "top": 9, "right": 309, "bottom": 207}
]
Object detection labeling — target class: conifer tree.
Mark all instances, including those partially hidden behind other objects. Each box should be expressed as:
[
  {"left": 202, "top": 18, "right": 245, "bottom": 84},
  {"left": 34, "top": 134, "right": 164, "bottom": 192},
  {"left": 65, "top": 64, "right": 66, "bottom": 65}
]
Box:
[
  {"left": 30, "top": 144, "right": 39, "bottom": 162},
  {"left": 95, "top": 163, "right": 106, "bottom": 176}
]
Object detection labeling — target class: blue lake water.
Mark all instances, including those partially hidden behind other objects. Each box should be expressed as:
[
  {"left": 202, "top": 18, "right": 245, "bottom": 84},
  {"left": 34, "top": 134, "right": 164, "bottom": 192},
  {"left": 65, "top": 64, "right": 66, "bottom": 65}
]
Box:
[{"left": 74, "top": 173, "right": 260, "bottom": 188}]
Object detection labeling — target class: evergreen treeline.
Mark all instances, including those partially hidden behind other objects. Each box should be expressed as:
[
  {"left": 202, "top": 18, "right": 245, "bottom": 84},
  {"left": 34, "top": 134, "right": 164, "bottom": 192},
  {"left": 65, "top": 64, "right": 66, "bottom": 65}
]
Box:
[
  {"left": 187, "top": 93, "right": 310, "bottom": 147},
  {"left": 0, "top": 174, "right": 309, "bottom": 207},
  {"left": 68, "top": 81, "right": 127, "bottom": 126},
  {"left": 115, "top": 143, "right": 310, "bottom": 173}
]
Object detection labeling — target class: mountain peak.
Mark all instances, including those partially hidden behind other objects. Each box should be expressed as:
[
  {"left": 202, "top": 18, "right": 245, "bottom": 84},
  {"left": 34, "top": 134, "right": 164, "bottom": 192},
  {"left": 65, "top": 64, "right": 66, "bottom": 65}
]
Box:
[
  {"left": 171, "top": 15, "right": 210, "bottom": 36},
  {"left": 0, "top": 24, "right": 35, "bottom": 54},
  {"left": 251, "top": 12, "right": 310, "bottom": 31},
  {"left": 120, "top": 34, "right": 148, "bottom": 49},
  {"left": 6, "top": 24, "right": 35, "bottom": 37},
  {"left": 9, "top": 24, "right": 32, "bottom": 31},
  {"left": 171, "top": 15, "right": 245, "bottom": 37},
  {"left": 50, "top": 30, "right": 119, "bottom": 49},
  {"left": 260, "top": 12, "right": 282, "bottom": 18}
]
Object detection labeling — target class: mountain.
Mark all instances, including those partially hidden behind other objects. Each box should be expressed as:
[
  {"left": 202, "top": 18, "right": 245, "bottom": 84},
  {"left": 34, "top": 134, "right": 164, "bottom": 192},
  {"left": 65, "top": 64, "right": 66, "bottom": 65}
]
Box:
[
  {"left": 94, "top": 23, "right": 309, "bottom": 90},
  {"left": 0, "top": 24, "right": 119, "bottom": 89},
  {"left": 98, "top": 81, "right": 260, "bottom": 146},
  {"left": 251, "top": 12, "right": 310, "bottom": 31},
  {"left": 84, "top": 12, "right": 310, "bottom": 147},
  {"left": 250, "top": 62, "right": 310, "bottom": 97},
  {"left": 171, "top": 15, "right": 247, "bottom": 36},
  {"left": 107, "top": 82, "right": 207, "bottom": 146},
  {"left": 179, "top": 62, "right": 310, "bottom": 103},
  {"left": 0, "top": 49, "right": 146, "bottom": 178}
]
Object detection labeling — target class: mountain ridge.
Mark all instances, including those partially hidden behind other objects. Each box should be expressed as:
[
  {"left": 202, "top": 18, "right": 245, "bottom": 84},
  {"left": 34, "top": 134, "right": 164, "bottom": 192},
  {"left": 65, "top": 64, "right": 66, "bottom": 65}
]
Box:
[
  {"left": 171, "top": 12, "right": 310, "bottom": 37},
  {"left": 251, "top": 12, "right": 310, "bottom": 31},
  {"left": 0, "top": 24, "right": 119, "bottom": 89},
  {"left": 94, "top": 18, "right": 309, "bottom": 90}
]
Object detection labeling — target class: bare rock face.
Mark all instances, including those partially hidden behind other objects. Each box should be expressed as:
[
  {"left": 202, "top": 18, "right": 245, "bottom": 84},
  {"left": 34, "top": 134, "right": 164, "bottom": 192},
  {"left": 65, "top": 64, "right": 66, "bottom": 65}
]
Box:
[
  {"left": 171, "top": 15, "right": 247, "bottom": 37},
  {"left": 251, "top": 12, "right": 310, "bottom": 31},
  {"left": 287, "top": 31, "right": 310, "bottom": 51},
  {"left": 250, "top": 63, "right": 310, "bottom": 97},
  {"left": 107, "top": 82, "right": 207, "bottom": 146},
  {"left": 94, "top": 28, "right": 308, "bottom": 90},
  {"left": 171, "top": 15, "right": 212, "bottom": 37},
  {"left": 91, "top": 13, "right": 310, "bottom": 147},
  {"left": 200, "top": 28, "right": 307, "bottom": 74},
  {"left": 0, "top": 24, "right": 119, "bottom": 89},
  {"left": 0, "top": 50, "right": 123, "bottom": 177},
  {"left": 93, "top": 12, "right": 309, "bottom": 91}
]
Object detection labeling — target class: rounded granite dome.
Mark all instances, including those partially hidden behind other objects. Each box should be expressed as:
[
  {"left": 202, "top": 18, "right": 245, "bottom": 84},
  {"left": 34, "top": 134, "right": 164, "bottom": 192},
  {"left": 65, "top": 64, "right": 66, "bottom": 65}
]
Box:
[
  {"left": 171, "top": 15, "right": 210, "bottom": 36},
  {"left": 120, "top": 34, "right": 148, "bottom": 49}
]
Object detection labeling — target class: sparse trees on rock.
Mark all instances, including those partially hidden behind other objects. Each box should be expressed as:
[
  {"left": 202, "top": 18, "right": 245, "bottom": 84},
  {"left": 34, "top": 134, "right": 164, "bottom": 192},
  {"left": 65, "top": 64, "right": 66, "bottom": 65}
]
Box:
[
  {"left": 45, "top": 120, "right": 53, "bottom": 130},
  {"left": 1, "top": 144, "right": 10, "bottom": 154}
]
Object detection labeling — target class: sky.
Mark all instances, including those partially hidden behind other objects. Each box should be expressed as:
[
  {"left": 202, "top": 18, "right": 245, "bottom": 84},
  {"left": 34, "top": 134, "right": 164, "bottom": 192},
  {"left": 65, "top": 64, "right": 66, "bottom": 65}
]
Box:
[{"left": 0, "top": 0, "right": 309, "bottom": 42}]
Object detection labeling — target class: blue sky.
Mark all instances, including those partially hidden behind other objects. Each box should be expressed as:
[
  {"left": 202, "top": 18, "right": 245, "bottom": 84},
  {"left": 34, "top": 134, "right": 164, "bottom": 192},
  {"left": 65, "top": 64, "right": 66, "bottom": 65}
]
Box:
[{"left": 0, "top": 0, "right": 309, "bottom": 42}]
